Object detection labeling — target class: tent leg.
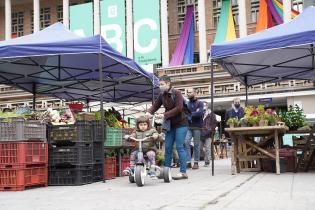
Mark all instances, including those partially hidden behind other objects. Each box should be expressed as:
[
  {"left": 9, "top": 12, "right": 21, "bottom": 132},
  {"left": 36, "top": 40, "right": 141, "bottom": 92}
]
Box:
[
  {"left": 99, "top": 53, "right": 105, "bottom": 183},
  {"left": 32, "top": 83, "right": 36, "bottom": 111},
  {"left": 152, "top": 80, "right": 155, "bottom": 105},
  {"left": 245, "top": 76, "right": 248, "bottom": 106},
  {"left": 211, "top": 60, "right": 215, "bottom": 176},
  {"left": 86, "top": 98, "right": 90, "bottom": 112}
]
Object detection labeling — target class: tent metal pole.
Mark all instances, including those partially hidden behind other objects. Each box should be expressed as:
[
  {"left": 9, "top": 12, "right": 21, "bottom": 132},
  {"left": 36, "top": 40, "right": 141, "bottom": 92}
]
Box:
[
  {"left": 32, "top": 83, "right": 36, "bottom": 111},
  {"left": 99, "top": 53, "right": 105, "bottom": 183},
  {"left": 211, "top": 59, "right": 215, "bottom": 176},
  {"left": 58, "top": 55, "right": 61, "bottom": 81},
  {"left": 245, "top": 76, "right": 248, "bottom": 106},
  {"left": 151, "top": 80, "right": 155, "bottom": 105},
  {"left": 311, "top": 44, "right": 314, "bottom": 69},
  {"left": 86, "top": 98, "right": 90, "bottom": 112}
]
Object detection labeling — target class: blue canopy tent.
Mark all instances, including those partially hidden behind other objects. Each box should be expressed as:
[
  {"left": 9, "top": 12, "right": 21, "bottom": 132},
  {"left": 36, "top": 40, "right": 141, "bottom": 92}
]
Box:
[
  {"left": 210, "top": 6, "right": 315, "bottom": 105},
  {"left": 208, "top": 6, "right": 315, "bottom": 176},
  {"left": 0, "top": 23, "right": 159, "bottom": 182},
  {"left": 0, "top": 23, "right": 159, "bottom": 105}
]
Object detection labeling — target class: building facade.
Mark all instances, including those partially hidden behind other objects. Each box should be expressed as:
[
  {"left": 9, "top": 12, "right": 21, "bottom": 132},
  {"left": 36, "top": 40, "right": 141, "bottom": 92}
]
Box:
[{"left": 0, "top": 0, "right": 314, "bottom": 120}]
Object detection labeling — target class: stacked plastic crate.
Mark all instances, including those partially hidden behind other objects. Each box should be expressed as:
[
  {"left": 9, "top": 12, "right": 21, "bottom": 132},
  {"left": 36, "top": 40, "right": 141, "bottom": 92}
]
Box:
[
  {"left": 0, "top": 118, "right": 48, "bottom": 191},
  {"left": 92, "top": 121, "right": 104, "bottom": 181},
  {"left": 48, "top": 121, "right": 94, "bottom": 185}
]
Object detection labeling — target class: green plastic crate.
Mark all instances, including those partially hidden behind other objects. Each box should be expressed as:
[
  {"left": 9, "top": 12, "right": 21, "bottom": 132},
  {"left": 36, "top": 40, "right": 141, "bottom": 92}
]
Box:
[{"left": 105, "top": 128, "right": 123, "bottom": 147}]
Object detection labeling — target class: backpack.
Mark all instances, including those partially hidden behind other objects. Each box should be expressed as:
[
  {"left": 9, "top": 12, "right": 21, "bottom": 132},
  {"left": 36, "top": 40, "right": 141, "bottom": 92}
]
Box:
[{"left": 160, "top": 89, "right": 192, "bottom": 122}]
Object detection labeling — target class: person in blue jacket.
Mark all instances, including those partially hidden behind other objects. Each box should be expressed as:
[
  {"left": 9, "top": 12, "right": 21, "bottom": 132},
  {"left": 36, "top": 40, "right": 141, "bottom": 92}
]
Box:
[
  {"left": 184, "top": 88, "right": 204, "bottom": 170},
  {"left": 225, "top": 98, "right": 245, "bottom": 122}
]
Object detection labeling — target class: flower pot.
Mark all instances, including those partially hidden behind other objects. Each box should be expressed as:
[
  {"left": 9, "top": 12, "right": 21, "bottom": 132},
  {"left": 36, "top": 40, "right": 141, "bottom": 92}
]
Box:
[
  {"left": 229, "top": 124, "right": 235, "bottom": 128},
  {"left": 259, "top": 120, "right": 268, "bottom": 127},
  {"left": 269, "top": 121, "right": 276, "bottom": 126}
]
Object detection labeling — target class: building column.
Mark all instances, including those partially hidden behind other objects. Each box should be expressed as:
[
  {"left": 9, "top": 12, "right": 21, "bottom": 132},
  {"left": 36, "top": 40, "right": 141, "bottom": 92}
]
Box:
[
  {"left": 126, "top": 0, "right": 134, "bottom": 59},
  {"left": 63, "top": 0, "right": 69, "bottom": 28},
  {"left": 283, "top": 0, "right": 292, "bottom": 23},
  {"left": 161, "top": 0, "right": 170, "bottom": 66},
  {"left": 94, "top": 0, "right": 100, "bottom": 34},
  {"left": 33, "top": 0, "right": 40, "bottom": 32},
  {"left": 5, "top": 0, "right": 12, "bottom": 40},
  {"left": 238, "top": 0, "right": 247, "bottom": 38}
]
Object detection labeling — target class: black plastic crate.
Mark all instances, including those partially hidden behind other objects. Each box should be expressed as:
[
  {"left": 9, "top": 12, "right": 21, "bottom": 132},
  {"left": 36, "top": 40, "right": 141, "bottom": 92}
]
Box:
[
  {"left": 92, "top": 121, "right": 104, "bottom": 142},
  {"left": 93, "top": 142, "right": 104, "bottom": 164},
  {"left": 92, "top": 163, "right": 103, "bottom": 182},
  {"left": 48, "top": 165, "right": 93, "bottom": 186},
  {"left": 48, "top": 121, "right": 92, "bottom": 143},
  {"left": 49, "top": 142, "right": 93, "bottom": 166}
]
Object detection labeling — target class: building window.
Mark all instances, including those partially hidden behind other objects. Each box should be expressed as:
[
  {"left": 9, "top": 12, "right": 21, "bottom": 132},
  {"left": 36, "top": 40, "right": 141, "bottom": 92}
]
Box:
[
  {"left": 31, "top": 7, "right": 51, "bottom": 32},
  {"left": 213, "top": 0, "right": 239, "bottom": 27},
  {"left": 293, "top": 0, "right": 303, "bottom": 13},
  {"left": 251, "top": 0, "right": 260, "bottom": 23},
  {"left": 57, "top": 5, "right": 63, "bottom": 22},
  {"left": 177, "top": 0, "right": 199, "bottom": 33},
  {"left": 12, "top": 12, "right": 24, "bottom": 37}
]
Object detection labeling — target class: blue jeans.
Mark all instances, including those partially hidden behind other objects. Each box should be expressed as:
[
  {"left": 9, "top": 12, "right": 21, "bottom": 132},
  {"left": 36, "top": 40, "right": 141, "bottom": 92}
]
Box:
[
  {"left": 165, "top": 126, "right": 188, "bottom": 173},
  {"left": 185, "top": 128, "right": 201, "bottom": 163}
]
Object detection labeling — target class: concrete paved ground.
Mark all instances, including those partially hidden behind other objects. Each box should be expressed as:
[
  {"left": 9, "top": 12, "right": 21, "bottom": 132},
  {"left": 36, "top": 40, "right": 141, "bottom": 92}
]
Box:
[{"left": 1, "top": 159, "right": 314, "bottom": 210}]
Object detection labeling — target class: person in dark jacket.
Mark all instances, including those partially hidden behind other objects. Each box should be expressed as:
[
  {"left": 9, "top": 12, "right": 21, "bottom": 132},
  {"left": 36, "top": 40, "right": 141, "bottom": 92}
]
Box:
[
  {"left": 146, "top": 75, "right": 188, "bottom": 180},
  {"left": 201, "top": 103, "right": 217, "bottom": 166},
  {"left": 185, "top": 88, "right": 204, "bottom": 169},
  {"left": 225, "top": 98, "right": 244, "bottom": 122}
]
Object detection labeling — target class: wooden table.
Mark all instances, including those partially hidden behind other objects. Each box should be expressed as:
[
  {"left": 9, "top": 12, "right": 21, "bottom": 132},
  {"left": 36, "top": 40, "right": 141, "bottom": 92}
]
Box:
[{"left": 225, "top": 126, "right": 288, "bottom": 175}]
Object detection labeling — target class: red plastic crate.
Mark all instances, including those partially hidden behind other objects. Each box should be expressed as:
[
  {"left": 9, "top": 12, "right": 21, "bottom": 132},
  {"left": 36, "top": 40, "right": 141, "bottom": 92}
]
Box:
[
  {"left": 104, "top": 157, "right": 116, "bottom": 179},
  {"left": 120, "top": 156, "right": 130, "bottom": 176},
  {"left": 0, "top": 142, "right": 48, "bottom": 168},
  {"left": 0, "top": 166, "right": 48, "bottom": 191}
]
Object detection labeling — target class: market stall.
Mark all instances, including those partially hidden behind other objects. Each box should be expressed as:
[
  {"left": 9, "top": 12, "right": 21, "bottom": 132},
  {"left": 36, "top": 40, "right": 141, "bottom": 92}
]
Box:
[
  {"left": 0, "top": 23, "right": 159, "bottom": 190},
  {"left": 209, "top": 7, "right": 315, "bottom": 175}
]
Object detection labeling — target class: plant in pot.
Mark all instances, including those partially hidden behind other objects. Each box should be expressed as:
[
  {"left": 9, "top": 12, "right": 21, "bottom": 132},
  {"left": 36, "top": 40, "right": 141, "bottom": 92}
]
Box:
[
  {"left": 244, "top": 106, "right": 260, "bottom": 126},
  {"left": 239, "top": 118, "right": 248, "bottom": 127},
  {"left": 227, "top": 117, "right": 239, "bottom": 128},
  {"left": 266, "top": 108, "right": 279, "bottom": 126},
  {"left": 258, "top": 113, "right": 269, "bottom": 126},
  {"left": 279, "top": 105, "right": 306, "bottom": 131}
]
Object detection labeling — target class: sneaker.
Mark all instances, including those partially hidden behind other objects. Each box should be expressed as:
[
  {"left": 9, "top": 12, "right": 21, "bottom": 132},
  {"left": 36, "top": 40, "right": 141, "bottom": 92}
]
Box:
[
  {"left": 192, "top": 162, "right": 199, "bottom": 170},
  {"left": 123, "top": 168, "right": 131, "bottom": 176},
  {"left": 186, "top": 162, "right": 192, "bottom": 169},
  {"left": 148, "top": 171, "right": 156, "bottom": 178},
  {"left": 123, "top": 167, "right": 134, "bottom": 176},
  {"left": 172, "top": 173, "right": 188, "bottom": 180},
  {"left": 204, "top": 162, "right": 210, "bottom": 167}
]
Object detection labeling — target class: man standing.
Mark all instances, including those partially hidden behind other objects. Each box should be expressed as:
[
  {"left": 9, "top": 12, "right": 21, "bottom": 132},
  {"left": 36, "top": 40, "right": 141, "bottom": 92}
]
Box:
[
  {"left": 146, "top": 75, "right": 188, "bottom": 180},
  {"left": 185, "top": 88, "right": 204, "bottom": 170},
  {"left": 201, "top": 103, "right": 217, "bottom": 167},
  {"left": 225, "top": 98, "right": 244, "bottom": 121}
]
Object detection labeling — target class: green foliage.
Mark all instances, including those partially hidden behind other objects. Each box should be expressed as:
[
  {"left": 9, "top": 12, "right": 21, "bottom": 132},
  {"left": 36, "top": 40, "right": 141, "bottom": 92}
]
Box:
[
  {"left": 227, "top": 117, "right": 239, "bottom": 126},
  {"left": 279, "top": 105, "right": 305, "bottom": 130}
]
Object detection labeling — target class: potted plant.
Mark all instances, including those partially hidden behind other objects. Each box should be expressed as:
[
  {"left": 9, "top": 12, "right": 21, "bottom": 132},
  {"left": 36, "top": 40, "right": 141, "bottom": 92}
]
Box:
[
  {"left": 244, "top": 106, "right": 259, "bottom": 126},
  {"left": 266, "top": 108, "right": 279, "bottom": 126},
  {"left": 227, "top": 117, "right": 239, "bottom": 128},
  {"left": 239, "top": 118, "right": 248, "bottom": 127},
  {"left": 279, "top": 105, "right": 306, "bottom": 130}
]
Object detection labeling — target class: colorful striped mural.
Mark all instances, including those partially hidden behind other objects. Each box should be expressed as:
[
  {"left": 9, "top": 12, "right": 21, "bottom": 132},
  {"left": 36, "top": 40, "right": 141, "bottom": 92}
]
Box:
[
  {"left": 214, "top": 0, "right": 236, "bottom": 43},
  {"left": 170, "top": 6, "right": 195, "bottom": 66},
  {"left": 256, "top": 0, "right": 300, "bottom": 32}
]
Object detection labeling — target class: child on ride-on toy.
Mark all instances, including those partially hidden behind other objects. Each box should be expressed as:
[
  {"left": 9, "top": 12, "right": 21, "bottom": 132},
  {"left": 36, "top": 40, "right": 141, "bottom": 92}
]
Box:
[{"left": 124, "top": 116, "right": 160, "bottom": 177}]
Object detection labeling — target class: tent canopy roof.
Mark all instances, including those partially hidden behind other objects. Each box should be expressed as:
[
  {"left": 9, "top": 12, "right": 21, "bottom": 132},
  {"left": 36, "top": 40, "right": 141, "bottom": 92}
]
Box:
[
  {"left": 0, "top": 23, "right": 159, "bottom": 103},
  {"left": 210, "top": 6, "right": 315, "bottom": 86}
]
